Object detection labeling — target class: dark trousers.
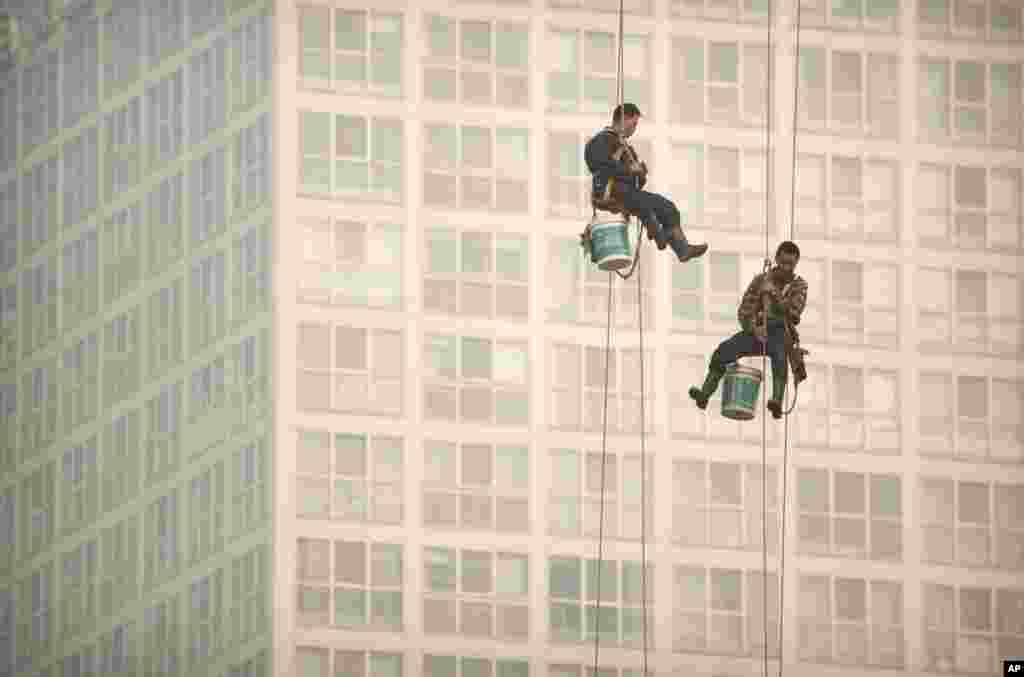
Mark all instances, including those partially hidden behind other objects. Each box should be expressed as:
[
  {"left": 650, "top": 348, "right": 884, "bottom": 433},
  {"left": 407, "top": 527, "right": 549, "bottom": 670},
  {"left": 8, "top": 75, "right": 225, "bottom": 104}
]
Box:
[
  {"left": 621, "top": 189, "right": 689, "bottom": 258},
  {"left": 710, "top": 319, "right": 788, "bottom": 400}
]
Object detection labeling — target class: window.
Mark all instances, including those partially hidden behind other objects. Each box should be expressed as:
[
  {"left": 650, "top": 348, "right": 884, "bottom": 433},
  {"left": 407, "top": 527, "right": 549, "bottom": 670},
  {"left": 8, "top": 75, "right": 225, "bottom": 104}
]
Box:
[
  {"left": 231, "top": 11, "right": 270, "bottom": 111},
  {"left": 673, "top": 564, "right": 777, "bottom": 657},
  {"left": 298, "top": 217, "right": 403, "bottom": 309},
  {"left": 552, "top": 0, "right": 651, "bottom": 13},
  {"left": 190, "top": 38, "right": 227, "bottom": 143},
  {"left": 916, "top": 266, "right": 1024, "bottom": 356},
  {"left": 546, "top": 131, "right": 588, "bottom": 217},
  {"left": 17, "top": 565, "right": 52, "bottom": 664},
  {"left": 666, "top": 142, "right": 767, "bottom": 236},
  {"left": 795, "top": 364, "right": 901, "bottom": 452},
  {"left": 21, "top": 157, "right": 59, "bottom": 261},
  {"left": 671, "top": 0, "right": 769, "bottom": 22},
  {"left": 548, "top": 666, "right": 643, "bottom": 677},
  {"left": 0, "top": 590, "right": 11, "bottom": 676},
  {"left": 62, "top": 437, "right": 98, "bottom": 533},
  {"left": 62, "top": 332, "right": 100, "bottom": 433},
  {"left": 794, "top": 153, "right": 900, "bottom": 242},
  {"left": 799, "top": 47, "right": 899, "bottom": 138},
  {"left": 825, "top": 259, "right": 901, "bottom": 347},
  {"left": 549, "top": 555, "right": 653, "bottom": 646},
  {"left": 21, "top": 257, "right": 58, "bottom": 358},
  {"left": 20, "top": 50, "right": 59, "bottom": 151},
  {"left": 0, "top": 487, "right": 12, "bottom": 577},
  {"left": 188, "top": 354, "right": 231, "bottom": 451},
  {"left": 423, "top": 440, "right": 528, "bottom": 532},
  {"left": 918, "top": 371, "right": 1024, "bottom": 463},
  {"left": 798, "top": 575, "right": 903, "bottom": 667},
  {"left": 145, "top": 492, "right": 179, "bottom": 588},
  {"left": 0, "top": 76, "right": 14, "bottom": 177},
  {"left": 923, "top": 582, "right": 1024, "bottom": 674},
  {"left": 148, "top": 280, "right": 183, "bottom": 379},
  {"left": 426, "top": 656, "right": 531, "bottom": 677},
  {"left": 104, "top": 412, "right": 140, "bottom": 513},
  {"left": 63, "top": 126, "right": 99, "bottom": 228},
  {"left": 61, "top": 540, "right": 97, "bottom": 641},
  {"left": 189, "top": 0, "right": 224, "bottom": 37},
  {"left": 423, "top": 333, "right": 529, "bottom": 425},
  {"left": 104, "top": 309, "right": 140, "bottom": 406},
  {"left": 189, "top": 463, "right": 225, "bottom": 565},
  {"left": 918, "top": 56, "right": 1021, "bottom": 147},
  {"left": 144, "top": 597, "right": 179, "bottom": 676},
  {"left": 916, "top": 163, "right": 1022, "bottom": 251},
  {"left": 423, "top": 547, "right": 529, "bottom": 640},
  {"left": 62, "top": 647, "right": 95, "bottom": 677},
  {"left": 921, "top": 477, "right": 1024, "bottom": 569},
  {"left": 0, "top": 284, "right": 16, "bottom": 371},
  {"left": 232, "top": 114, "right": 269, "bottom": 217},
  {"left": 426, "top": 227, "right": 528, "bottom": 318},
  {"left": 0, "top": 382, "right": 13, "bottom": 476},
  {"left": 146, "top": 67, "right": 185, "bottom": 169},
  {"left": 232, "top": 439, "right": 267, "bottom": 537},
  {"left": 549, "top": 448, "right": 652, "bottom": 540},
  {"left": 0, "top": 180, "right": 15, "bottom": 273},
  {"left": 230, "top": 546, "right": 266, "bottom": 645},
  {"left": 424, "top": 15, "right": 526, "bottom": 106},
  {"left": 105, "top": 97, "right": 142, "bottom": 200},
  {"left": 233, "top": 332, "right": 267, "bottom": 422},
  {"left": 300, "top": 7, "right": 402, "bottom": 97},
  {"left": 423, "top": 124, "right": 530, "bottom": 212},
  {"left": 191, "top": 147, "right": 227, "bottom": 245},
  {"left": 334, "top": 650, "right": 403, "bottom": 677},
  {"left": 62, "top": 13, "right": 98, "bottom": 128},
  {"left": 296, "top": 431, "right": 403, "bottom": 524},
  {"left": 299, "top": 111, "right": 404, "bottom": 201},
  {"left": 147, "top": 172, "right": 184, "bottom": 276},
  {"left": 104, "top": 203, "right": 142, "bottom": 304},
  {"left": 918, "top": 0, "right": 1022, "bottom": 41},
  {"left": 189, "top": 570, "right": 225, "bottom": 666},
  {"left": 296, "top": 323, "right": 404, "bottom": 415},
  {"left": 103, "top": 0, "right": 141, "bottom": 96},
  {"left": 672, "top": 36, "right": 772, "bottom": 127},
  {"left": 801, "top": 0, "right": 900, "bottom": 31},
  {"left": 146, "top": 383, "right": 182, "bottom": 484},
  {"left": 296, "top": 647, "right": 328, "bottom": 677},
  {"left": 673, "top": 459, "right": 777, "bottom": 551},
  {"left": 21, "top": 362, "right": 57, "bottom": 460},
  {"left": 96, "top": 623, "right": 135, "bottom": 675},
  {"left": 547, "top": 236, "right": 652, "bottom": 328},
  {"left": 796, "top": 467, "right": 902, "bottom": 560},
  {"left": 547, "top": 28, "right": 650, "bottom": 114},
  {"left": 296, "top": 538, "right": 403, "bottom": 631},
  {"left": 549, "top": 342, "right": 653, "bottom": 434},
  {"left": 61, "top": 229, "right": 99, "bottom": 331},
  {"left": 225, "top": 651, "right": 269, "bottom": 677},
  {"left": 191, "top": 251, "right": 226, "bottom": 350},
  {"left": 147, "top": 0, "right": 184, "bottom": 66}
]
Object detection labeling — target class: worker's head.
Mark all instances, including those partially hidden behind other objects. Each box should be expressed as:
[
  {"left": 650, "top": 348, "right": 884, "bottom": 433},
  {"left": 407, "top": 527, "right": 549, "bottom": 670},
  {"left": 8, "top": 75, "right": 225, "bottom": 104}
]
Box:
[
  {"left": 612, "top": 103, "right": 642, "bottom": 137},
  {"left": 774, "top": 241, "right": 800, "bottom": 280}
]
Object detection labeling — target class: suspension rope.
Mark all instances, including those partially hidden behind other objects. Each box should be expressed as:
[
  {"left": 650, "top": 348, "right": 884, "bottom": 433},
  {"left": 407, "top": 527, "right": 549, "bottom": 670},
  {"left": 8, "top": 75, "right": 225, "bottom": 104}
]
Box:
[
  {"left": 776, "top": 0, "right": 806, "bottom": 673},
  {"left": 593, "top": 3, "right": 650, "bottom": 677}
]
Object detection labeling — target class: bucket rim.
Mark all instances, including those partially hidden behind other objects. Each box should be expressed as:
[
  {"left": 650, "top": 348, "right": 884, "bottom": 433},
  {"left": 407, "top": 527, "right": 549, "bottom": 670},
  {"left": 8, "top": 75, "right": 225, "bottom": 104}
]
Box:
[{"left": 727, "top": 364, "right": 763, "bottom": 378}]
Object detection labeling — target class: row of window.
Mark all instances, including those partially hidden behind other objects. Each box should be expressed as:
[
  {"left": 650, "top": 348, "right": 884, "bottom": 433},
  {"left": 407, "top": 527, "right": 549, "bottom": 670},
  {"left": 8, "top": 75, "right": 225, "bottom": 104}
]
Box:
[
  {"left": 0, "top": 111, "right": 270, "bottom": 285},
  {"left": 294, "top": 7, "right": 1023, "bottom": 147},
  {"left": 293, "top": 433, "right": 1024, "bottom": 568},
  {"left": 292, "top": 538, "right": 1020, "bottom": 674},
  {"left": 0, "top": 3, "right": 269, "bottom": 169},
  {"left": 0, "top": 545, "right": 267, "bottom": 677},
  {"left": 0, "top": 433, "right": 267, "bottom": 580}
]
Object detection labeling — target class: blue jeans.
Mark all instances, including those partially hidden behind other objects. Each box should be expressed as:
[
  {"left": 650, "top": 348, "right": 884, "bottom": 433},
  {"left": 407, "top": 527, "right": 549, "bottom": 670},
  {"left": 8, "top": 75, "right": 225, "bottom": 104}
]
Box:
[
  {"left": 709, "top": 318, "right": 788, "bottom": 401},
  {"left": 621, "top": 188, "right": 688, "bottom": 259}
]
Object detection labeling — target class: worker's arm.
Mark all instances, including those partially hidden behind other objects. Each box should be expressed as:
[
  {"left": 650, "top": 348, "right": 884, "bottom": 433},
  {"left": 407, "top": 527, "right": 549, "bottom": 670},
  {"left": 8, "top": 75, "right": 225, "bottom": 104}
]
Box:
[
  {"left": 783, "top": 277, "right": 808, "bottom": 326},
  {"left": 584, "top": 132, "right": 633, "bottom": 182},
  {"left": 737, "top": 273, "right": 764, "bottom": 333}
]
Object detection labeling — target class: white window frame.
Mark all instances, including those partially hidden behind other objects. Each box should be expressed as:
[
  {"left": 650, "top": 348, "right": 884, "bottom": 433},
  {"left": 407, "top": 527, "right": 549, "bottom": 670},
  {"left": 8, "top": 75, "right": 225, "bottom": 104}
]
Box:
[
  {"left": 103, "top": 413, "right": 139, "bottom": 513},
  {"left": 145, "top": 492, "right": 178, "bottom": 588},
  {"left": 147, "top": 173, "right": 184, "bottom": 276},
  {"left": 800, "top": 0, "right": 901, "bottom": 32},
  {"left": 670, "top": 0, "right": 769, "bottom": 22},
  {"left": 299, "top": 6, "right": 403, "bottom": 98},
  {"left": 548, "top": 555, "right": 653, "bottom": 647},
  {"left": 61, "top": 437, "right": 97, "bottom": 534},
  {"left": 799, "top": 46, "right": 900, "bottom": 139},
  {"left": 61, "top": 540, "right": 97, "bottom": 641},
  {"left": 146, "top": 383, "right": 181, "bottom": 484},
  {"left": 922, "top": 582, "right": 1024, "bottom": 674},
  {"left": 917, "top": 55, "right": 1021, "bottom": 147},
  {"left": 917, "top": 0, "right": 1023, "bottom": 42},
  {"left": 62, "top": 332, "right": 99, "bottom": 433},
  {"left": 143, "top": 597, "right": 179, "bottom": 676},
  {"left": 231, "top": 11, "right": 270, "bottom": 111},
  {"left": 190, "top": 252, "right": 226, "bottom": 351},
  {"left": 188, "top": 570, "right": 224, "bottom": 666},
  {"left": 794, "top": 152, "right": 901, "bottom": 242},
  {"left": 549, "top": 342, "right": 653, "bottom": 434},
  {"left": 916, "top": 162, "right": 1022, "bottom": 252},
  {"left": 547, "top": 26, "right": 651, "bottom": 115},
  {"left": 104, "top": 203, "right": 142, "bottom": 304},
  {"left": 99, "top": 520, "right": 137, "bottom": 620},
  {"left": 671, "top": 36, "right": 770, "bottom": 127},
  {"left": 795, "top": 363, "right": 901, "bottom": 453},
  {"left": 147, "top": 68, "right": 184, "bottom": 169},
  {"left": 63, "top": 127, "right": 99, "bottom": 229},
  {"left": 303, "top": 112, "right": 403, "bottom": 202}
]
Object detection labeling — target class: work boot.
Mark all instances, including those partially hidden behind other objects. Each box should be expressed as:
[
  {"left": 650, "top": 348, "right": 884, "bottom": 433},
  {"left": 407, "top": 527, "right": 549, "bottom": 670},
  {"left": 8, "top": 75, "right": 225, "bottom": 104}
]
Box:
[
  {"left": 643, "top": 219, "right": 669, "bottom": 250},
  {"left": 766, "top": 374, "right": 786, "bottom": 419},
  {"left": 689, "top": 367, "right": 724, "bottom": 410},
  {"left": 677, "top": 242, "right": 708, "bottom": 263}
]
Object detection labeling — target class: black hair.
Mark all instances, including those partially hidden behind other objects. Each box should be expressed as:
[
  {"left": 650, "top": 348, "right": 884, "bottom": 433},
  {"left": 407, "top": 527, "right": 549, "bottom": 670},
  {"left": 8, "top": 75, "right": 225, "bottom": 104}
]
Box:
[
  {"left": 776, "top": 241, "right": 800, "bottom": 260},
  {"left": 612, "top": 103, "right": 642, "bottom": 123}
]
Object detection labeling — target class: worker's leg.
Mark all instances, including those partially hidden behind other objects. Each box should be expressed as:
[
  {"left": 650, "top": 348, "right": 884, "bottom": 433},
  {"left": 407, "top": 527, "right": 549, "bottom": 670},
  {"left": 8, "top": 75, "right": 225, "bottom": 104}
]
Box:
[
  {"left": 623, "top": 190, "right": 707, "bottom": 262},
  {"left": 689, "top": 330, "right": 760, "bottom": 408},
  {"left": 765, "top": 319, "right": 788, "bottom": 419}
]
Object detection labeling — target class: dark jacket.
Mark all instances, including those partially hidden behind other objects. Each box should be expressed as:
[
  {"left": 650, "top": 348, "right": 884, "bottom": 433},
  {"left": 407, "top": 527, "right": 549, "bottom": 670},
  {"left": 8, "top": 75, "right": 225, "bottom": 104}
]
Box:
[{"left": 584, "top": 127, "right": 646, "bottom": 209}]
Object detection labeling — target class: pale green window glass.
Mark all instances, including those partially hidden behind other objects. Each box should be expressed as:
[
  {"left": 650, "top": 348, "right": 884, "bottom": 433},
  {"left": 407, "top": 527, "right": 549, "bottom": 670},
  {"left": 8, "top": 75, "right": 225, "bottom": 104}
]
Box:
[
  {"left": 335, "top": 115, "right": 368, "bottom": 192},
  {"left": 334, "top": 479, "right": 367, "bottom": 519},
  {"left": 495, "top": 445, "right": 528, "bottom": 486},
  {"left": 426, "top": 15, "right": 455, "bottom": 59},
  {"left": 585, "top": 605, "right": 617, "bottom": 640},
  {"left": 548, "top": 31, "right": 579, "bottom": 109},
  {"left": 425, "top": 124, "right": 457, "bottom": 170},
  {"left": 424, "top": 334, "right": 456, "bottom": 379},
  {"left": 551, "top": 449, "right": 579, "bottom": 492},
  {"left": 461, "top": 231, "right": 491, "bottom": 273},
  {"left": 425, "top": 655, "right": 457, "bottom": 677},
  {"left": 495, "top": 234, "right": 528, "bottom": 281},
  {"left": 426, "top": 227, "right": 457, "bottom": 274},
  {"left": 798, "top": 468, "right": 830, "bottom": 512},
  {"left": 712, "top": 569, "right": 742, "bottom": 611},
  {"left": 919, "top": 0, "right": 948, "bottom": 24},
  {"left": 550, "top": 602, "right": 581, "bottom": 639},
  {"left": 372, "top": 119, "right": 403, "bottom": 195},
  {"left": 871, "top": 475, "right": 901, "bottom": 516},
  {"left": 495, "top": 128, "right": 529, "bottom": 174},
  {"left": 496, "top": 26, "right": 528, "bottom": 69},
  {"left": 832, "top": 0, "right": 861, "bottom": 18},
  {"left": 494, "top": 343, "right": 527, "bottom": 384},
  {"left": 549, "top": 556, "right": 581, "bottom": 598},
  {"left": 497, "top": 660, "right": 529, "bottom": 677},
  {"left": 300, "top": 7, "right": 330, "bottom": 79},
  {"left": 921, "top": 61, "right": 949, "bottom": 132},
  {"left": 371, "top": 590, "right": 402, "bottom": 627},
  {"left": 371, "top": 15, "right": 402, "bottom": 90},
  {"left": 298, "top": 649, "right": 327, "bottom": 677},
  {"left": 461, "top": 20, "right": 491, "bottom": 63},
  {"left": 424, "top": 546, "right": 456, "bottom": 592},
  {"left": 335, "top": 11, "right": 366, "bottom": 83},
  {"left": 334, "top": 587, "right": 366, "bottom": 625},
  {"left": 746, "top": 0, "right": 770, "bottom": 16},
  {"left": 866, "top": 0, "right": 898, "bottom": 20},
  {"left": 461, "top": 337, "right": 491, "bottom": 379},
  {"left": 586, "top": 559, "right": 617, "bottom": 601},
  {"left": 496, "top": 554, "right": 529, "bottom": 595},
  {"left": 673, "top": 256, "right": 704, "bottom": 322},
  {"left": 621, "top": 606, "right": 644, "bottom": 643},
  {"left": 300, "top": 111, "right": 330, "bottom": 191},
  {"left": 369, "top": 654, "right": 403, "bottom": 677},
  {"left": 423, "top": 440, "right": 455, "bottom": 484},
  {"left": 709, "top": 42, "right": 739, "bottom": 83},
  {"left": 462, "top": 658, "right": 490, "bottom": 677}
]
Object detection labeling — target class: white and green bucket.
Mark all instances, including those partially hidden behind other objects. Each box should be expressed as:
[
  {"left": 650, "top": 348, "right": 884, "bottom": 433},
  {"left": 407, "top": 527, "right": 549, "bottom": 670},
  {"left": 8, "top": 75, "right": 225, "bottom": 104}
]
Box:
[
  {"left": 588, "top": 216, "right": 633, "bottom": 271},
  {"left": 721, "top": 361, "right": 763, "bottom": 421}
]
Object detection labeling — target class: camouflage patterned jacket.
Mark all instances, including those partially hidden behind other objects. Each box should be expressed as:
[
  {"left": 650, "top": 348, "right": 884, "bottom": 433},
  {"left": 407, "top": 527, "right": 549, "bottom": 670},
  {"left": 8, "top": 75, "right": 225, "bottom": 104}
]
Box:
[{"left": 737, "top": 270, "right": 810, "bottom": 383}]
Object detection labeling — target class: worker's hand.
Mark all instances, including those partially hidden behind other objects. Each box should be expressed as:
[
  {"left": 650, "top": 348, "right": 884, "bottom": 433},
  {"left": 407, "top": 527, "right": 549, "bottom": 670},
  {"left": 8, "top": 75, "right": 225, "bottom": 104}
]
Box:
[{"left": 753, "top": 322, "right": 767, "bottom": 342}]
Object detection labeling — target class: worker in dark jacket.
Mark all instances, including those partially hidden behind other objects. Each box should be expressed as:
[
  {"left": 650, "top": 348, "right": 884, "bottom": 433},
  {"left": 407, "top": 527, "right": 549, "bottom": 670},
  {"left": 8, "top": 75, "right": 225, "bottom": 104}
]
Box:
[{"left": 584, "top": 103, "right": 708, "bottom": 263}]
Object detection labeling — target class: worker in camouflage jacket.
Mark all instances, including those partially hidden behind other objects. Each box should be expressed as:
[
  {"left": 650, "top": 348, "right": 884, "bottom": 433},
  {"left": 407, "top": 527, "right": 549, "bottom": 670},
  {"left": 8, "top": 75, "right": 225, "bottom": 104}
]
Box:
[{"left": 689, "top": 241, "right": 809, "bottom": 419}]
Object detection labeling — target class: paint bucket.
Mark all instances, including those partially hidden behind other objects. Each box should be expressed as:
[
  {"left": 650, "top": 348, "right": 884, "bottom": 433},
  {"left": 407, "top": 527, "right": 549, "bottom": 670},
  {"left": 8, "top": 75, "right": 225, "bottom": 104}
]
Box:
[
  {"left": 589, "top": 217, "right": 632, "bottom": 271},
  {"left": 721, "top": 362, "right": 763, "bottom": 421}
]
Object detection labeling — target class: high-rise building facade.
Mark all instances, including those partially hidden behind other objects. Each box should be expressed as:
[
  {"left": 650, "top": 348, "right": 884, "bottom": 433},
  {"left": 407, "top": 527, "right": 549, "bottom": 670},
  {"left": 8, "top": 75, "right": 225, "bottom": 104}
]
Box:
[{"left": 1, "top": 1, "right": 1022, "bottom": 677}]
